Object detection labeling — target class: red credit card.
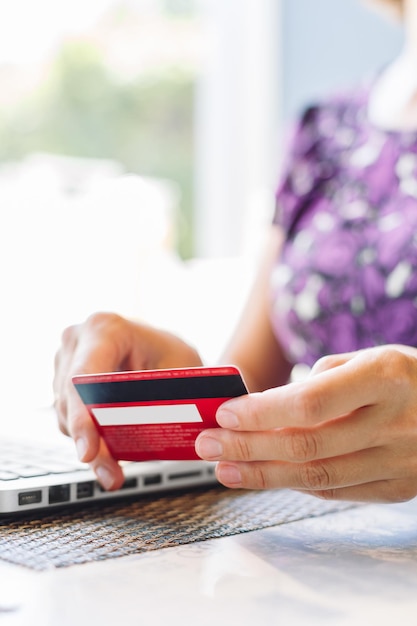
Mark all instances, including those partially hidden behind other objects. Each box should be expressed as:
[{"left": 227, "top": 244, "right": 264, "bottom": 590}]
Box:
[{"left": 72, "top": 366, "right": 248, "bottom": 461}]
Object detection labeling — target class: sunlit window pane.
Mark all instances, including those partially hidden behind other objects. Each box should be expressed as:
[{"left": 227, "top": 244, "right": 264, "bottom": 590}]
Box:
[
  {"left": 0, "top": 0, "right": 202, "bottom": 409},
  {"left": 0, "top": 0, "right": 201, "bottom": 258}
]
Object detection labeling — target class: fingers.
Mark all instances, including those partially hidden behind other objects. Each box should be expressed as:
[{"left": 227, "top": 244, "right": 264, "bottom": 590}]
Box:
[
  {"left": 54, "top": 321, "right": 102, "bottom": 458},
  {"left": 294, "top": 478, "right": 417, "bottom": 504},
  {"left": 309, "top": 351, "right": 356, "bottom": 375},
  {"left": 54, "top": 380, "right": 122, "bottom": 489},
  {"left": 196, "top": 347, "right": 417, "bottom": 503},
  {"left": 196, "top": 406, "right": 384, "bottom": 464},
  {"left": 65, "top": 391, "right": 101, "bottom": 462},
  {"left": 53, "top": 313, "right": 133, "bottom": 489},
  {"left": 87, "top": 438, "right": 126, "bottom": 491},
  {"left": 68, "top": 312, "right": 134, "bottom": 374},
  {"left": 53, "top": 323, "right": 79, "bottom": 435},
  {"left": 53, "top": 311, "right": 204, "bottom": 491},
  {"left": 216, "top": 347, "right": 413, "bottom": 432},
  {"left": 213, "top": 445, "right": 417, "bottom": 503}
]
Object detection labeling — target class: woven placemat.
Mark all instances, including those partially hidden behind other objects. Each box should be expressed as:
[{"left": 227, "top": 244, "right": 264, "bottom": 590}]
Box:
[{"left": 0, "top": 487, "right": 356, "bottom": 570}]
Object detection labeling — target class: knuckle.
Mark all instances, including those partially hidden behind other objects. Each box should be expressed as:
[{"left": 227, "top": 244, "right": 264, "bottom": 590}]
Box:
[
  {"left": 61, "top": 323, "right": 76, "bottom": 346},
  {"left": 68, "top": 412, "right": 87, "bottom": 439},
  {"left": 85, "top": 311, "right": 121, "bottom": 332},
  {"left": 298, "top": 461, "right": 332, "bottom": 490},
  {"left": 283, "top": 428, "right": 319, "bottom": 462},
  {"left": 251, "top": 464, "right": 269, "bottom": 490},
  {"left": 55, "top": 405, "right": 70, "bottom": 437},
  {"left": 58, "top": 419, "right": 69, "bottom": 437},
  {"left": 244, "top": 393, "right": 265, "bottom": 430},
  {"left": 311, "top": 354, "right": 343, "bottom": 375},
  {"left": 384, "top": 480, "right": 417, "bottom": 504},
  {"left": 234, "top": 435, "right": 253, "bottom": 462},
  {"left": 372, "top": 347, "right": 414, "bottom": 391},
  {"left": 54, "top": 396, "right": 67, "bottom": 420},
  {"left": 292, "top": 386, "right": 323, "bottom": 425},
  {"left": 310, "top": 488, "right": 339, "bottom": 501}
]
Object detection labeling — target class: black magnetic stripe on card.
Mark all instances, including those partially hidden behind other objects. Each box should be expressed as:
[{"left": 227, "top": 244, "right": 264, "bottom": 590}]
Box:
[{"left": 74, "top": 374, "right": 248, "bottom": 405}]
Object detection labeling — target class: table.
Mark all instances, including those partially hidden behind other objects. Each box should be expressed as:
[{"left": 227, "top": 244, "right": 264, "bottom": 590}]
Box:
[{"left": 2, "top": 493, "right": 417, "bottom": 625}]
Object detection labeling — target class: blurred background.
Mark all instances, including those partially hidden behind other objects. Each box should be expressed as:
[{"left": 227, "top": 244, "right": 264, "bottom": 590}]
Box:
[{"left": 0, "top": 0, "right": 404, "bottom": 408}]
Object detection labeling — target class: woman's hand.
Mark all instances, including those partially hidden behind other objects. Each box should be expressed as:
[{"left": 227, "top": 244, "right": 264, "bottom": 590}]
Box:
[
  {"left": 195, "top": 345, "right": 417, "bottom": 503},
  {"left": 53, "top": 311, "right": 202, "bottom": 490}
]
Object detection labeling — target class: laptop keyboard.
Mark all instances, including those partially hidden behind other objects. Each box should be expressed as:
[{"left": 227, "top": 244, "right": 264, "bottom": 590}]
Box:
[{"left": 0, "top": 440, "right": 87, "bottom": 481}]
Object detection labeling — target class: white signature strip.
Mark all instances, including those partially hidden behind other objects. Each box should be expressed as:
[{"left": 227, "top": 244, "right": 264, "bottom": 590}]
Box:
[{"left": 92, "top": 404, "right": 203, "bottom": 426}]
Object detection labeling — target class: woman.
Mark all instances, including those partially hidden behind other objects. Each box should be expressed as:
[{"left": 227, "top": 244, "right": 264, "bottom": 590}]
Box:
[{"left": 54, "top": 0, "right": 417, "bottom": 503}]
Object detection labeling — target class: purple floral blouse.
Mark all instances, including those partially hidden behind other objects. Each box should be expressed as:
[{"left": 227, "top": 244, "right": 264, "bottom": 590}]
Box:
[{"left": 271, "top": 85, "right": 417, "bottom": 367}]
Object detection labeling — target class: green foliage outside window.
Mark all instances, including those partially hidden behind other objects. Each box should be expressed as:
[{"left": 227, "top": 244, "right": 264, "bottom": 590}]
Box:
[{"left": 0, "top": 40, "right": 196, "bottom": 258}]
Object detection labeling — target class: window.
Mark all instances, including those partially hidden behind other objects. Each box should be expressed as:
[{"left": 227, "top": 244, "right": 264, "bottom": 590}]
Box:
[
  {"left": 195, "top": 0, "right": 281, "bottom": 258},
  {"left": 0, "top": 0, "right": 281, "bottom": 408},
  {"left": 0, "top": 0, "right": 201, "bottom": 257}
]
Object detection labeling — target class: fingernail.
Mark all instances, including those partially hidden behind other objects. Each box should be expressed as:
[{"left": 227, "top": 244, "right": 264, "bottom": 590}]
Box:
[
  {"left": 216, "top": 406, "right": 239, "bottom": 429},
  {"left": 75, "top": 437, "right": 88, "bottom": 461},
  {"left": 217, "top": 464, "right": 242, "bottom": 486},
  {"left": 195, "top": 436, "right": 223, "bottom": 460},
  {"left": 96, "top": 465, "right": 115, "bottom": 490}
]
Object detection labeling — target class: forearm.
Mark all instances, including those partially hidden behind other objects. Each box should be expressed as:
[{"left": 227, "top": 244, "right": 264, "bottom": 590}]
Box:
[
  {"left": 217, "top": 227, "right": 293, "bottom": 392},
  {"left": 220, "top": 328, "right": 292, "bottom": 392}
]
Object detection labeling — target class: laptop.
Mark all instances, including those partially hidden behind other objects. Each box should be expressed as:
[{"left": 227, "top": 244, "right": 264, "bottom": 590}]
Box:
[{"left": 0, "top": 435, "right": 218, "bottom": 515}]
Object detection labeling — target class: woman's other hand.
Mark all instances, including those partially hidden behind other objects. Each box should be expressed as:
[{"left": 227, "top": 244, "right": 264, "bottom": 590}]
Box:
[
  {"left": 196, "top": 345, "right": 417, "bottom": 503},
  {"left": 53, "top": 311, "right": 202, "bottom": 490}
]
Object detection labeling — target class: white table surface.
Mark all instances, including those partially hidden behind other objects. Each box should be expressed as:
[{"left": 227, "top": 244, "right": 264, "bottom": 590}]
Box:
[{"left": 2, "top": 408, "right": 417, "bottom": 626}]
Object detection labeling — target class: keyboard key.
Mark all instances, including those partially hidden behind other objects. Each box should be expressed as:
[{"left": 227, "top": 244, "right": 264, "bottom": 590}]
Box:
[
  {"left": 12, "top": 465, "right": 50, "bottom": 478},
  {"left": 0, "top": 470, "right": 20, "bottom": 481}
]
